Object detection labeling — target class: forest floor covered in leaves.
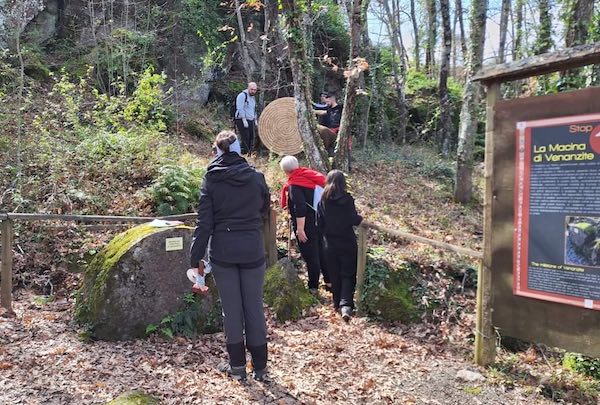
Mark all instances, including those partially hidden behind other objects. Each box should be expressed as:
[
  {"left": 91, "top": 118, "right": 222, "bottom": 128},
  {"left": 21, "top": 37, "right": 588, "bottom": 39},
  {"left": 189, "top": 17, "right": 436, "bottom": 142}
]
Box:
[
  {"left": 1, "top": 290, "right": 551, "bottom": 405},
  {"left": 0, "top": 146, "right": 598, "bottom": 404}
]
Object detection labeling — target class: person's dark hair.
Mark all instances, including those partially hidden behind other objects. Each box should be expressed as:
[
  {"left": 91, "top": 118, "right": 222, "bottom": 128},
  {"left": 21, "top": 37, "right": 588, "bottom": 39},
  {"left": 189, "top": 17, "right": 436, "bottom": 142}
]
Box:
[
  {"left": 322, "top": 169, "right": 347, "bottom": 201},
  {"left": 215, "top": 130, "right": 237, "bottom": 153}
]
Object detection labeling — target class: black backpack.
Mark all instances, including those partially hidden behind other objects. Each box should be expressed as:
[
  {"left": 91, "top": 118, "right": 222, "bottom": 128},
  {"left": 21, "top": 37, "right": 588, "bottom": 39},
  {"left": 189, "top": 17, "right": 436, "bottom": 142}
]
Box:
[{"left": 230, "top": 91, "right": 248, "bottom": 119}]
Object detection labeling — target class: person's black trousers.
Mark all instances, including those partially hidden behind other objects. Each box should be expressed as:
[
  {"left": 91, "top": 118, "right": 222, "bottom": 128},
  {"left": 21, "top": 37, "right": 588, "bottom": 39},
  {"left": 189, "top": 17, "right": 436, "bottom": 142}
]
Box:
[
  {"left": 325, "top": 237, "right": 358, "bottom": 309},
  {"left": 295, "top": 220, "right": 329, "bottom": 289},
  {"left": 235, "top": 118, "right": 255, "bottom": 153}
]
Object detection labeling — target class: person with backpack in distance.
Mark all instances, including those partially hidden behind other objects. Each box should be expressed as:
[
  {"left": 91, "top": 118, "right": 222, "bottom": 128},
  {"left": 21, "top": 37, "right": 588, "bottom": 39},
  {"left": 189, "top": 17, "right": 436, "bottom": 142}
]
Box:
[
  {"left": 233, "top": 82, "right": 258, "bottom": 155},
  {"left": 317, "top": 170, "right": 363, "bottom": 322},
  {"left": 280, "top": 155, "right": 331, "bottom": 295}
]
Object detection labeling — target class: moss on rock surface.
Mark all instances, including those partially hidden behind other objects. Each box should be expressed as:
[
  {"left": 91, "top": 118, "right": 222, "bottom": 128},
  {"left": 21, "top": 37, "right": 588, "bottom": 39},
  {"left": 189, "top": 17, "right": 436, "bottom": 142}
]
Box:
[
  {"left": 360, "top": 248, "right": 420, "bottom": 323},
  {"left": 75, "top": 223, "right": 221, "bottom": 340},
  {"left": 105, "top": 391, "right": 159, "bottom": 405},
  {"left": 75, "top": 223, "right": 164, "bottom": 326},
  {"left": 264, "top": 258, "right": 316, "bottom": 322}
]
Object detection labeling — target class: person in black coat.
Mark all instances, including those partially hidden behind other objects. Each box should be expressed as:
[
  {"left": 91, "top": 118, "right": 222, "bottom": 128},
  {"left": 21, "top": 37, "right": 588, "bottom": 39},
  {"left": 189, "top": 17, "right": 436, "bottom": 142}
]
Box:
[
  {"left": 317, "top": 170, "right": 363, "bottom": 321},
  {"left": 280, "top": 156, "right": 331, "bottom": 294},
  {"left": 190, "top": 130, "right": 270, "bottom": 381}
]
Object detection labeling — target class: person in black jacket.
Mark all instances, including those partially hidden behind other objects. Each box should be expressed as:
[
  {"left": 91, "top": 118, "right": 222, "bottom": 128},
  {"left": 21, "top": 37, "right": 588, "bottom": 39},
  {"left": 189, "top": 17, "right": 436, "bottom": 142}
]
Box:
[
  {"left": 317, "top": 170, "right": 363, "bottom": 322},
  {"left": 280, "top": 156, "right": 331, "bottom": 295},
  {"left": 190, "top": 130, "right": 270, "bottom": 381}
]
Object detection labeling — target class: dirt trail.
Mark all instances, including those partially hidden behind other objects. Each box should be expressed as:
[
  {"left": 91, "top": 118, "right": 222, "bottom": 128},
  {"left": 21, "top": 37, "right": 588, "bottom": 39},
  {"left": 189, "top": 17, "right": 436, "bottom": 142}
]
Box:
[{"left": 0, "top": 293, "right": 550, "bottom": 405}]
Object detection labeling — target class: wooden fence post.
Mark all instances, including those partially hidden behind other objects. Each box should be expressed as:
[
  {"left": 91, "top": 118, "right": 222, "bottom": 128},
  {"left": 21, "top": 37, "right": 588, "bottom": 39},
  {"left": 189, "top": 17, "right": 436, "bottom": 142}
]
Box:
[
  {"left": 475, "top": 82, "right": 500, "bottom": 366},
  {"left": 355, "top": 225, "right": 368, "bottom": 312},
  {"left": 263, "top": 209, "right": 278, "bottom": 268},
  {"left": 1, "top": 219, "right": 15, "bottom": 315}
]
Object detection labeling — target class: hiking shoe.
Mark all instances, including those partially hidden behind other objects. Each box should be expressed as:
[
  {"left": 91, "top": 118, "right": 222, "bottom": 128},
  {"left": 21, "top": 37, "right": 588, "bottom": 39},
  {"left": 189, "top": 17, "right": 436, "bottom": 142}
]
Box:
[
  {"left": 253, "top": 368, "right": 269, "bottom": 382},
  {"left": 341, "top": 306, "right": 352, "bottom": 322},
  {"left": 217, "top": 362, "right": 247, "bottom": 381},
  {"left": 309, "top": 288, "right": 318, "bottom": 297}
]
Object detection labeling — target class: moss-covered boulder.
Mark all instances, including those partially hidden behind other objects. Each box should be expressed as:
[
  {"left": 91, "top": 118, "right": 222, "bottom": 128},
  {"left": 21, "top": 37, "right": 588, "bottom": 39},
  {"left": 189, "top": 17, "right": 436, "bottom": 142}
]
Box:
[
  {"left": 264, "top": 258, "right": 316, "bottom": 322},
  {"left": 360, "top": 249, "right": 420, "bottom": 323},
  {"left": 105, "top": 391, "right": 159, "bottom": 405},
  {"left": 75, "top": 222, "right": 220, "bottom": 340}
]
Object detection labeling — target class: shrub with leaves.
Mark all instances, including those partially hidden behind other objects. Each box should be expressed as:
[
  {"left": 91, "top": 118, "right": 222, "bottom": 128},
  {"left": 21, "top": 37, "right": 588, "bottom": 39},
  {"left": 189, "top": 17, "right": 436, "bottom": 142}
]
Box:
[
  {"left": 563, "top": 352, "right": 600, "bottom": 380},
  {"left": 124, "top": 67, "right": 170, "bottom": 131},
  {"left": 146, "top": 290, "right": 222, "bottom": 339},
  {"left": 148, "top": 164, "right": 205, "bottom": 216}
]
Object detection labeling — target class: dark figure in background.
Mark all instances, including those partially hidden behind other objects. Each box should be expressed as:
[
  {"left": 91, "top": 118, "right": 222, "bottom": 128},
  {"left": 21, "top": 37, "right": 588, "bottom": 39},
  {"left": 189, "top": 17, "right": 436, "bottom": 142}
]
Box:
[
  {"left": 190, "top": 131, "right": 271, "bottom": 381},
  {"left": 315, "top": 92, "right": 343, "bottom": 156},
  {"left": 234, "top": 82, "right": 258, "bottom": 154},
  {"left": 280, "top": 155, "right": 331, "bottom": 294},
  {"left": 312, "top": 92, "right": 330, "bottom": 127},
  {"left": 317, "top": 170, "right": 362, "bottom": 322}
]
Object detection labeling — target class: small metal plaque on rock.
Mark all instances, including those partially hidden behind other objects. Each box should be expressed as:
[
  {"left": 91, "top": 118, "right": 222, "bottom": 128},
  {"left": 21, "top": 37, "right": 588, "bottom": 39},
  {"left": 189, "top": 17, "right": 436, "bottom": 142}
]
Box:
[{"left": 165, "top": 237, "right": 184, "bottom": 252}]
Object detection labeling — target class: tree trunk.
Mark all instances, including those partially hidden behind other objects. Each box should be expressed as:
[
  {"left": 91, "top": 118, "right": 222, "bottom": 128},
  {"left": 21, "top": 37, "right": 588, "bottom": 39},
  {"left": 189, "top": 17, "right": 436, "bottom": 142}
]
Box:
[
  {"left": 334, "top": 0, "right": 368, "bottom": 171},
  {"left": 409, "top": 0, "right": 420, "bottom": 70},
  {"left": 439, "top": 0, "right": 453, "bottom": 155},
  {"left": 282, "top": 0, "right": 329, "bottom": 172},
  {"left": 561, "top": 0, "right": 594, "bottom": 88},
  {"left": 513, "top": 0, "right": 524, "bottom": 59},
  {"left": 258, "top": 0, "right": 272, "bottom": 115},
  {"left": 456, "top": 0, "right": 467, "bottom": 63},
  {"left": 452, "top": 1, "right": 458, "bottom": 76},
  {"left": 234, "top": 0, "right": 253, "bottom": 82},
  {"left": 454, "top": 0, "right": 488, "bottom": 203},
  {"left": 425, "top": 0, "right": 438, "bottom": 75},
  {"left": 534, "top": 0, "right": 552, "bottom": 55},
  {"left": 391, "top": 0, "right": 409, "bottom": 67},
  {"left": 355, "top": 0, "right": 373, "bottom": 148},
  {"left": 498, "top": 0, "right": 510, "bottom": 63},
  {"left": 591, "top": 10, "right": 600, "bottom": 85},
  {"left": 565, "top": 0, "right": 594, "bottom": 47},
  {"left": 381, "top": 0, "right": 408, "bottom": 142}
]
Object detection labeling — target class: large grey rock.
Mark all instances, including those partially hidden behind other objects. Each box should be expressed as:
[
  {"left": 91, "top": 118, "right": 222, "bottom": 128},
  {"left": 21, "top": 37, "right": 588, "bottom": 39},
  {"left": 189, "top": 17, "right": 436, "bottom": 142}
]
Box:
[
  {"left": 0, "top": 0, "right": 46, "bottom": 49},
  {"left": 75, "top": 222, "right": 220, "bottom": 340}
]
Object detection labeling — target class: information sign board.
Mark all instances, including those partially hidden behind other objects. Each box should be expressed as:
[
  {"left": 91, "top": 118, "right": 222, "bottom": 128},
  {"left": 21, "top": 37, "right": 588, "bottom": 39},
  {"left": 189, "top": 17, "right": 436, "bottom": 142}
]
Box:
[{"left": 514, "top": 114, "right": 600, "bottom": 310}]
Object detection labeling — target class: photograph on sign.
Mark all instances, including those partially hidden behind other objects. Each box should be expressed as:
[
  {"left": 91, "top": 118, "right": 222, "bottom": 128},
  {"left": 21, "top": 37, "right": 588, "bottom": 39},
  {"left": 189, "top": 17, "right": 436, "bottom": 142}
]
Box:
[
  {"left": 513, "top": 114, "right": 600, "bottom": 310},
  {"left": 565, "top": 216, "right": 600, "bottom": 268}
]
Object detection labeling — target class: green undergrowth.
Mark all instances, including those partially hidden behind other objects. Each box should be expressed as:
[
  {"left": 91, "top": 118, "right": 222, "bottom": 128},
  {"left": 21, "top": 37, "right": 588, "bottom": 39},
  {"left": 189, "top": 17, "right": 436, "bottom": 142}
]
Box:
[
  {"left": 489, "top": 346, "right": 600, "bottom": 404},
  {"left": 360, "top": 247, "right": 420, "bottom": 323},
  {"left": 148, "top": 164, "right": 205, "bottom": 216},
  {"left": 145, "top": 289, "right": 222, "bottom": 339},
  {"left": 105, "top": 392, "right": 159, "bottom": 405},
  {"left": 564, "top": 352, "right": 600, "bottom": 380},
  {"left": 355, "top": 144, "right": 456, "bottom": 182}
]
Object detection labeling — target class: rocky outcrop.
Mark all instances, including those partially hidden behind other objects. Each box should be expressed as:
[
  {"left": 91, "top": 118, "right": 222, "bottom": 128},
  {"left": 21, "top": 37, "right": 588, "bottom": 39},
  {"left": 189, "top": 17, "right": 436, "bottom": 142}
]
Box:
[{"left": 0, "top": 0, "right": 46, "bottom": 49}]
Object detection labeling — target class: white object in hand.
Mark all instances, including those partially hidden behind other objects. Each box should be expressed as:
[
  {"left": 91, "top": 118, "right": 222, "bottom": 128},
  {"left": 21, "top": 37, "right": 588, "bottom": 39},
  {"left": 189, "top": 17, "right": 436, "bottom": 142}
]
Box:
[
  {"left": 242, "top": 118, "right": 249, "bottom": 128},
  {"left": 187, "top": 260, "right": 212, "bottom": 287}
]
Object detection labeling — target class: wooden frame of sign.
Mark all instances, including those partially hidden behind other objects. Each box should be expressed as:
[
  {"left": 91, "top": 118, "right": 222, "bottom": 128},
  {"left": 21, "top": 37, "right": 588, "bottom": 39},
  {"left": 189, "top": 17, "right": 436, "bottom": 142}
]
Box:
[{"left": 473, "top": 43, "right": 600, "bottom": 365}]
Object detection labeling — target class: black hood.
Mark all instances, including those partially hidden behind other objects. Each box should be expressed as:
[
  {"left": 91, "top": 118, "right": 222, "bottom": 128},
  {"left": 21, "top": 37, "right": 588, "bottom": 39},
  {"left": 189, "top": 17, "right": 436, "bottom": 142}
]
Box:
[
  {"left": 330, "top": 192, "right": 353, "bottom": 205},
  {"left": 206, "top": 152, "right": 255, "bottom": 186}
]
